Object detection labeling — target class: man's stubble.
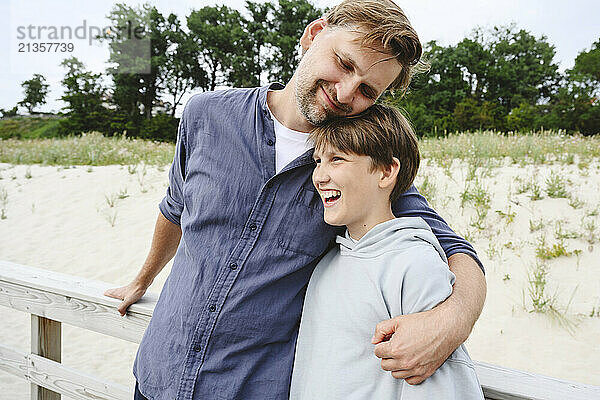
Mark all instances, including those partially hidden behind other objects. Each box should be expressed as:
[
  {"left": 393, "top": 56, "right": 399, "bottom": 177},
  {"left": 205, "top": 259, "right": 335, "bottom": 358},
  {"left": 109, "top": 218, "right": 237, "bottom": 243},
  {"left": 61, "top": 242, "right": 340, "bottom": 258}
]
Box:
[{"left": 294, "top": 58, "right": 349, "bottom": 127}]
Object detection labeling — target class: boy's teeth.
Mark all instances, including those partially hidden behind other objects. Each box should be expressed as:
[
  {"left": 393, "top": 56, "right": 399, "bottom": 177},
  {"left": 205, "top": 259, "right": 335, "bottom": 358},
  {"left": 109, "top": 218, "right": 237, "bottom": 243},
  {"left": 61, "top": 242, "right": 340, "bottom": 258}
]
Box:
[{"left": 323, "top": 190, "right": 341, "bottom": 199}]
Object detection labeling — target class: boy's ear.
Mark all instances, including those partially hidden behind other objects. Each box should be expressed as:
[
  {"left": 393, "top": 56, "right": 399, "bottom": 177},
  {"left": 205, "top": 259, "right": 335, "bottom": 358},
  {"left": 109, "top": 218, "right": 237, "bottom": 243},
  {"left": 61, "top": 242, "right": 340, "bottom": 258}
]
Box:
[
  {"left": 378, "top": 157, "right": 401, "bottom": 191},
  {"left": 300, "top": 18, "right": 328, "bottom": 52}
]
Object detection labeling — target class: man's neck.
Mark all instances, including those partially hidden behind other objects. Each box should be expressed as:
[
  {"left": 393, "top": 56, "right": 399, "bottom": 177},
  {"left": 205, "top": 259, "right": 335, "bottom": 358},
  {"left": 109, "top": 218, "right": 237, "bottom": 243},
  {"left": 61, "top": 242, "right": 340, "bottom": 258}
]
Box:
[{"left": 267, "top": 79, "right": 314, "bottom": 133}]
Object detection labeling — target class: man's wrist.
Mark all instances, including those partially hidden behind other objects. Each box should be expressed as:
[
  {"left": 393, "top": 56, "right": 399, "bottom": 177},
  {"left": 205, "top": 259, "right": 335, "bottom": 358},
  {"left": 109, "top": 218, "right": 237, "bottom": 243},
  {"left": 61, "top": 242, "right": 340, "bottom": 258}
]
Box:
[{"left": 133, "top": 273, "right": 153, "bottom": 289}]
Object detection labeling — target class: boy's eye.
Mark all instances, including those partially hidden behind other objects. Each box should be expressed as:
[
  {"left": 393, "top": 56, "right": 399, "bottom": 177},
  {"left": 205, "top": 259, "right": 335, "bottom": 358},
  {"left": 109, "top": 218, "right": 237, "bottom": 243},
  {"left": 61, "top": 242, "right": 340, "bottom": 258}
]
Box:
[{"left": 332, "top": 156, "right": 344, "bottom": 162}]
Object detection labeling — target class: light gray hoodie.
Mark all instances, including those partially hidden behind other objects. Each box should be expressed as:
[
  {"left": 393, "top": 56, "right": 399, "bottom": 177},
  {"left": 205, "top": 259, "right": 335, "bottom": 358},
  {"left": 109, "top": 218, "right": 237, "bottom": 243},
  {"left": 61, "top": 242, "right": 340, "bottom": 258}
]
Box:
[{"left": 289, "top": 217, "right": 484, "bottom": 399}]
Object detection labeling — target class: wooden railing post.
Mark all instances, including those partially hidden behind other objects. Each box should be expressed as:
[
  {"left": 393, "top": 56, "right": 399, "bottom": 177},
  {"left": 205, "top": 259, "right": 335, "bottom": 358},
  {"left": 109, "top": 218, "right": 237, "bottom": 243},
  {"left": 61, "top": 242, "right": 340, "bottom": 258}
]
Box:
[{"left": 31, "top": 315, "right": 61, "bottom": 400}]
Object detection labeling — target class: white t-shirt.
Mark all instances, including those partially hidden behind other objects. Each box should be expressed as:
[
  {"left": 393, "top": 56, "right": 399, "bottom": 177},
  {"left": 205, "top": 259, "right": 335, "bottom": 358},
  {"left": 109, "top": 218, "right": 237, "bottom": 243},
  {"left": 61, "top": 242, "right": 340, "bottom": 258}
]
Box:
[{"left": 267, "top": 103, "right": 312, "bottom": 174}]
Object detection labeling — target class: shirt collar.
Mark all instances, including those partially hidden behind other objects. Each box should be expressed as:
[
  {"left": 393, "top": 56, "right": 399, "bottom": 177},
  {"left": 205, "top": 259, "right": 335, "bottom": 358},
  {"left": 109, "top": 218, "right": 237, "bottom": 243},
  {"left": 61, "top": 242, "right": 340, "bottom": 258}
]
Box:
[{"left": 258, "top": 82, "right": 285, "bottom": 117}]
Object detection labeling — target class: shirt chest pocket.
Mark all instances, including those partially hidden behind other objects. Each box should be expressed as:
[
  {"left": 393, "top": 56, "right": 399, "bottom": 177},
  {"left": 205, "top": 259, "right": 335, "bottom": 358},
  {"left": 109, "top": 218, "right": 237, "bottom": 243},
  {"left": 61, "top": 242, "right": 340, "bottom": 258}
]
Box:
[{"left": 273, "top": 185, "right": 336, "bottom": 258}]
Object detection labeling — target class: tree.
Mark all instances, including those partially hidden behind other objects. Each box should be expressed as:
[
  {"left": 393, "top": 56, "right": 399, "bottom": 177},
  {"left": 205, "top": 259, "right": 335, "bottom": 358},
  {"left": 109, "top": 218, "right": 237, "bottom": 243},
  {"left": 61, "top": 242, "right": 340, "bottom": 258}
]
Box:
[
  {"left": 483, "top": 25, "right": 560, "bottom": 110},
  {"left": 161, "top": 14, "right": 208, "bottom": 116},
  {"left": 550, "top": 39, "right": 600, "bottom": 135},
  {"left": 569, "top": 38, "right": 600, "bottom": 88},
  {"left": 187, "top": 5, "right": 248, "bottom": 90},
  {"left": 0, "top": 106, "right": 19, "bottom": 118},
  {"left": 266, "top": 0, "right": 324, "bottom": 83},
  {"left": 389, "top": 25, "right": 562, "bottom": 135},
  {"left": 58, "top": 57, "right": 111, "bottom": 135},
  {"left": 18, "top": 74, "right": 49, "bottom": 114},
  {"left": 237, "top": 0, "right": 273, "bottom": 87}
]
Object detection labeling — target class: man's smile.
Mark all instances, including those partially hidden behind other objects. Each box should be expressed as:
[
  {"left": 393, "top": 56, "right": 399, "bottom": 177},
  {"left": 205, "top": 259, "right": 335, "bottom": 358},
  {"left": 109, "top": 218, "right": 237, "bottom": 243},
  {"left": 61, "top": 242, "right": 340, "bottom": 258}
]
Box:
[{"left": 320, "top": 85, "right": 347, "bottom": 113}]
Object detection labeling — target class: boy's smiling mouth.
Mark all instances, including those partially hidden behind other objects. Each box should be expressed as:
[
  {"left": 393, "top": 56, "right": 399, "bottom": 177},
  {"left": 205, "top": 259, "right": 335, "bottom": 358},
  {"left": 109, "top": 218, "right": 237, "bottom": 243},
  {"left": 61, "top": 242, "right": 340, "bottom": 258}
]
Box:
[{"left": 321, "top": 189, "right": 341, "bottom": 207}]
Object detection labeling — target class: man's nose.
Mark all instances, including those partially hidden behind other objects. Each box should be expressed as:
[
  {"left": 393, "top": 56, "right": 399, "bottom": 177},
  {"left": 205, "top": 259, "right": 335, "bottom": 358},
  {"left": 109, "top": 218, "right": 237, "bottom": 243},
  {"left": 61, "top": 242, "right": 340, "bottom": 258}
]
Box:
[{"left": 335, "top": 77, "right": 360, "bottom": 105}]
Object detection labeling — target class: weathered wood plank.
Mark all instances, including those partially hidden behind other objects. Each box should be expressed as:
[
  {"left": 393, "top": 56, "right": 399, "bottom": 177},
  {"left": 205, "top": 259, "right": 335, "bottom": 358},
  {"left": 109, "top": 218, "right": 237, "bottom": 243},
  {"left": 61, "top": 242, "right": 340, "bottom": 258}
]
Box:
[
  {"left": 475, "top": 361, "right": 600, "bottom": 400},
  {"left": 0, "top": 279, "right": 149, "bottom": 343},
  {"left": 28, "top": 354, "right": 130, "bottom": 400},
  {"left": 31, "top": 315, "right": 61, "bottom": 400},
  {"left": 0, "top": 345, "right": 130, "bottom": 400},
  {"left": 0, "top": 343, "right": 28, "bottom": 380},
  {"left": 0, "top": 260, "right": 157, "bottom": 316}
]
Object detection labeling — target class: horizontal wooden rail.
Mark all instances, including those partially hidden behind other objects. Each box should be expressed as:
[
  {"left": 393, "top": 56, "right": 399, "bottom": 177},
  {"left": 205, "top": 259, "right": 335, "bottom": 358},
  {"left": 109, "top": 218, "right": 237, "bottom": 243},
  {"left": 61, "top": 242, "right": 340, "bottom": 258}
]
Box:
[
  {"left": 1, "top": 260, "right": 599, "bottom": 400},
  {"left": 0, "top": 344, "right": 129, "bottom": 400},
  {"left": 0, "top": 260, "right": 157, "bottom": 343}
]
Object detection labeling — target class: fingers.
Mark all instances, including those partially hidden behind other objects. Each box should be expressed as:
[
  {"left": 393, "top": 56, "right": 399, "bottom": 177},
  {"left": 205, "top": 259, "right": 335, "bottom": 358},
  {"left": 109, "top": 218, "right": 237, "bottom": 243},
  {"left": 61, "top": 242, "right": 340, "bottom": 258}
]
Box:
[
  {"left": 103, "top": 287, "right": 124, "bottom": 300},
  {"left": 104, "top": 286, "right": 136, "bottom": 317},
  {"left": 373, "top": 341, "right": 393, "bottom": 359},
  {"left": 117, "top": 301, "right": 129, "bottom": 316},
  {"left": 386, "top": 363, "right": 435, "bottom": 384},
  {"left": 404, "top": 375, "right": 427, "bottom": 385},
  {"left": 371, "top": 318, "right": 397, "bottom": 344}
]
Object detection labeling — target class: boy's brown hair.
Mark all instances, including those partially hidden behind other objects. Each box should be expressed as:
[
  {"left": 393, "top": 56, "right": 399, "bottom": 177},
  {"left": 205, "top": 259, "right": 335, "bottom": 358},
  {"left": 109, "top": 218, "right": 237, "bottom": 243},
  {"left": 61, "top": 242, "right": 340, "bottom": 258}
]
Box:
[
  {"left": 309, "top": 104, "right": 420, "bottom": 202},
  {"left": 324, "top": 0, "right": 425, "bottom": 93}
]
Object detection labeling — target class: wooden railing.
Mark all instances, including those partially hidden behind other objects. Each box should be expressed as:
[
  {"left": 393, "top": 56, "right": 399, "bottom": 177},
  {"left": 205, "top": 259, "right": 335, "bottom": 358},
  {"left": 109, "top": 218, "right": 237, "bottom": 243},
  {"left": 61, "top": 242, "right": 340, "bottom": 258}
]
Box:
[{"left": 1, "top": 260, "right": 599, "bottom": 400}]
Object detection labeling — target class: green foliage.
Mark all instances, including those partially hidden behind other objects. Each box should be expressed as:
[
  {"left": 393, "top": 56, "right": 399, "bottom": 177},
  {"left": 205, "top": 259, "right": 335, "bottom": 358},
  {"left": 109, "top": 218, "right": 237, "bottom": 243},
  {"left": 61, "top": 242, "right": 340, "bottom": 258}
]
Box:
[
  {"left": 266, "top": 0, "right": 324, "bottom": 83},
  {"left": 545, "top": 171, "right": 568, "bottom": 198},
  {"left": 392, "top": 27, "right": 599, "bottom": 136},
  {"left": 536, "top": 236, "right": 571, "bottom": 260},
  {"left": 416, "top": 174, "right": 437, "bottom": 206},
  {"left": 0, "top": 117, "right": 61, "bottom": 139},
  {"left": 58, "top": 57, "right": 112, "bottom": 136},
  {"left": 453, "top": 97, "right": 504, "bottom": 131},
  {"left": 569, "top": 39, "right": 600, "bottom": 90},
  {"left": 0, "top": 106, "right": 19, "bottom": 118},
  {"left": 162, "top": 13, "right": 208, "bottom": 114},
  {"left": 0, "top": 132, "right": 173, "bottom": 165},
  {"left": 18, "top": 74, "right": 50, "bottom": 114},
  {"left": 140, "top": 114, "right": 179, "bottom": 142},
  {"left": 418, "top": 130, "right": 600, "bottom": 164},
  {"left": 187, "top": 5, "right": 248, "bottom": 90},
  {"left": 529, "top": 218, "right": 545, "bottom": 233},
  {"left": 505, "top": 103, "right": 538, "bottom": 132}
]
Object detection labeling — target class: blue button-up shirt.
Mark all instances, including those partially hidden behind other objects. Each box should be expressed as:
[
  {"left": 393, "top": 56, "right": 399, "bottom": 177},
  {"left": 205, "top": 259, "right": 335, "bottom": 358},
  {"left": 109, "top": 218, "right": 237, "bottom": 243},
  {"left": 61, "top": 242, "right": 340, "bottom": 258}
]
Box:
[{"left": 133, "top": 83, "right": 482, "bottom": 400}]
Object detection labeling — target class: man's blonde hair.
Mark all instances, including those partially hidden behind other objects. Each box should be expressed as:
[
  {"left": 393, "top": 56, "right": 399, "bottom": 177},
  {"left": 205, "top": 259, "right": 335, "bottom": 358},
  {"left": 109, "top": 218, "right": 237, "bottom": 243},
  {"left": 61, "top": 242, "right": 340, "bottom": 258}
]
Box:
[
  {"left": 325, "top": 0, "right": 425, "bottom": 93},
  {"left": 309, "top": 104, "right": 420, "bottom": 201}
]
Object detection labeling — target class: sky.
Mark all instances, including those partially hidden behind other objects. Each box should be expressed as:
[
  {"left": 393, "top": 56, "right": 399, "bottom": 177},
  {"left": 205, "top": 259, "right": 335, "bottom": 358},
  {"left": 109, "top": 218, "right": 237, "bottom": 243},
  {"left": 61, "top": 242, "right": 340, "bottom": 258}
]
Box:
[{"left": 1, "top": 0, "right": 598, "bottom": 116}]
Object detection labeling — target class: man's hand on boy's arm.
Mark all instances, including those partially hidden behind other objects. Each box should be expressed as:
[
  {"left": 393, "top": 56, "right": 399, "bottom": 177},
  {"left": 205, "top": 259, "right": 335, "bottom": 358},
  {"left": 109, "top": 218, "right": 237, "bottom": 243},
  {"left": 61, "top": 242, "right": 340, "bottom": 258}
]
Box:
[{"left": 372, "top": 253, "right": 486, "bottom": 385}]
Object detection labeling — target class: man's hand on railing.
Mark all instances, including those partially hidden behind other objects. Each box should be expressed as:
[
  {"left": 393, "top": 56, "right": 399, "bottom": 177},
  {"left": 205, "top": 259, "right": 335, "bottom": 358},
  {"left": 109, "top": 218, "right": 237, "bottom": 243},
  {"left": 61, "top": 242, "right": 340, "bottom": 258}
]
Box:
[{"left": 104, "top": 280, "right": 148, "bottom": 316}]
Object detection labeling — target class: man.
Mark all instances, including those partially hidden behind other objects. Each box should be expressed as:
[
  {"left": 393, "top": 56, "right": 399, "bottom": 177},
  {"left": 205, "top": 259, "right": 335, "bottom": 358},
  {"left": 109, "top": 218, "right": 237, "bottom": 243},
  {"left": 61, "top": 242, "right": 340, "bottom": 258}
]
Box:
[{"left": 105, "top": 1, "right": 486, "bottom": 399}]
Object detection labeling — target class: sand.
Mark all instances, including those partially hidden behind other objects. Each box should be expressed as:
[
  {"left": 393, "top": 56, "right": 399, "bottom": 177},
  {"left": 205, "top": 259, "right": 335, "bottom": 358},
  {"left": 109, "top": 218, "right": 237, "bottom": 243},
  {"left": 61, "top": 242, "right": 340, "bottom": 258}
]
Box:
[{"left": 0, "top": 160, "right": 598, "bottom": 398}]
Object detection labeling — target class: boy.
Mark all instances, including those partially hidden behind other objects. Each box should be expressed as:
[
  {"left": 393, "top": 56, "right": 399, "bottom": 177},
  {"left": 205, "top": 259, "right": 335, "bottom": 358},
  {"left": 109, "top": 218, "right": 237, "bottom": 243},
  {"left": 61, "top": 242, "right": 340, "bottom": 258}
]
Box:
[{"left": 289, "top": 104, "right": 484, "bottom": 399}]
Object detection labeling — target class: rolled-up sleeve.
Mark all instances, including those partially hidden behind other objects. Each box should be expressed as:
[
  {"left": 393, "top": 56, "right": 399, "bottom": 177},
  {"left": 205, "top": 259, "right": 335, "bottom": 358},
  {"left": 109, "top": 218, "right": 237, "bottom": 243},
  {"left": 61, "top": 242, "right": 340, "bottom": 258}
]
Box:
[
  {"left": 159, "top": 117, "right": 187, "bottom": 226},
  {"left": 392, "top": 185, "right": 485, "bottom": 273}
]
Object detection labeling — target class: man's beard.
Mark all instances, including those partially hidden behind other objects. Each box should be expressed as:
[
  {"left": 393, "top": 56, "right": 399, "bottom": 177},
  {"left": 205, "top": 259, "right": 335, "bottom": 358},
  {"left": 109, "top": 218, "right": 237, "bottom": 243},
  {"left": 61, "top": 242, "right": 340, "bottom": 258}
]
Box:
[{"left": 295, "top": 75, "right": 350, "bottom": 126}]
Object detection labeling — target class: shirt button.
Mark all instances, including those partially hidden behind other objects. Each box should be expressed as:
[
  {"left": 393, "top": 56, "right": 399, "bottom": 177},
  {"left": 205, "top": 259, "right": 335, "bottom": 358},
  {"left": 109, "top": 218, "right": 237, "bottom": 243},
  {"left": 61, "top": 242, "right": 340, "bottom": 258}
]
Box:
[
  {"left": 249, "top": 223, "right": 257, "bottom": 231},
  {"left": 267, "top": 139, "right": 274, "bottom": 146},
  {"left": 209, "top": 305, "right": 216, "bottom": 312},
  {"left": 229, "top": 262, "right": 238, "bottom": 270},
  {"left": 193, "top": 345, "right": 201, "bottom": 352}
]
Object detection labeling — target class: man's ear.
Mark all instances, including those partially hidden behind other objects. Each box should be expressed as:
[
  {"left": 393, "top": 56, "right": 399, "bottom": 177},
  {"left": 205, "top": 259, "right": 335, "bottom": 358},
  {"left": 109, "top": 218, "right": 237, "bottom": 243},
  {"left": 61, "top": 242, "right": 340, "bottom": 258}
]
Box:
[
  {"left": 379, "top": 157, "right": 401, "bottom": 191},
  {"left": 300, "top": 18, "right": 328, "bottom": 52}
]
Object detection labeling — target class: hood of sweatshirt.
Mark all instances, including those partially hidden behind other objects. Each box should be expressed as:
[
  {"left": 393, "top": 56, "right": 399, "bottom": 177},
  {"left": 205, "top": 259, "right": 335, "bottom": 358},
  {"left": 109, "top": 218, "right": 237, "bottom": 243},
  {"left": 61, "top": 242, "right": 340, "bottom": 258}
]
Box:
[{"left": 335, "top": 217, "right": 447, "bottom": 263}]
